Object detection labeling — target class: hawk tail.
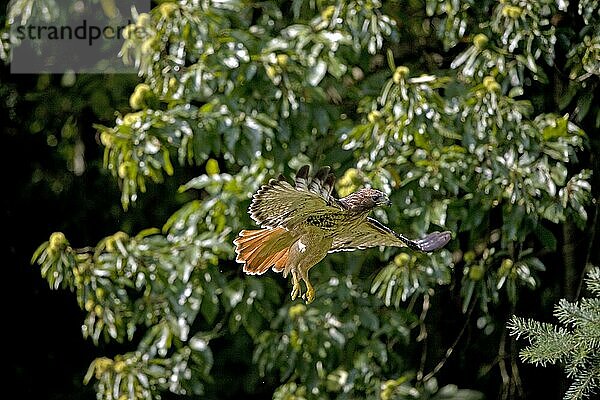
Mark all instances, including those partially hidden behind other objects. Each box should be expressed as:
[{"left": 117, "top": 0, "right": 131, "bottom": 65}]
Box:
[{"left": 234, "top": 227, "right": 292, "bottom": 275}]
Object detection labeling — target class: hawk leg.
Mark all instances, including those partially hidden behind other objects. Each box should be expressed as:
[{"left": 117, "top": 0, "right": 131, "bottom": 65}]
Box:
[
  {"left": 289, "top": 267, "right": 315, "bottom": 303},
  {"left": 300, "top": 269, "right": 315, "bottom": 304},
  {"left": 290, "top": 269, "right": 302, "bottom": 301},
  {"left": 286, "top": 233, "right": 332, "bottom": 304}
]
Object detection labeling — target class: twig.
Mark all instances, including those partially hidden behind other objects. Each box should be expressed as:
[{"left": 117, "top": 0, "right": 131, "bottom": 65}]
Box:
[
  {"left": 416, "top": 294, "right": 430, "bottom": 381},
  {"left": 498, "top": 326, "right": 510, "bottom": 400},
  {"left": 421, "top": 294, "right": 476, "bottom": 382}
]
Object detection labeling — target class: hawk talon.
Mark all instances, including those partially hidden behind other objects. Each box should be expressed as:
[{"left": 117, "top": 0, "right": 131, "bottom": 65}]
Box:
[
  {"left": 291, "top": 284, "right": 301, "bottom": 300},
  {"left": 291, "top": 271, "right": 302, "bottom": 300},
  {"left": 302, "top": 277, "right": 315, "bottom": 304},
  {"left": 304, "top": 287, "right": 315, "bottom": 304}
]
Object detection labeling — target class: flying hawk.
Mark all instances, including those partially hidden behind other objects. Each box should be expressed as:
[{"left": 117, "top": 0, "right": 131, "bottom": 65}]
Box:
[{"left": 234, "top": 165, "right": 451, "bottom": 303}]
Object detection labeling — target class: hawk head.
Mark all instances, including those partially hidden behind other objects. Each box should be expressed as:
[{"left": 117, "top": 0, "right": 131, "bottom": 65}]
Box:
[{"left": 339, "top": 188, "right": 391, "bottom": 212}]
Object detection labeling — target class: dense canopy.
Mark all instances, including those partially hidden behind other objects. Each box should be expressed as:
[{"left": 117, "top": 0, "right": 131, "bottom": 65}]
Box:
[{"left": 3, "top": 0, "right": 599, "bottom": 399}]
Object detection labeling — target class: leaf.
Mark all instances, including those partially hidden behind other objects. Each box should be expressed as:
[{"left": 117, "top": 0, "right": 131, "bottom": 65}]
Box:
[
  {"left": 31, "top": 241, "right": 49, "bottom": 264},
  {"left": 243, "top": 309, "right": 263, "bottom": 338},
  {"left": 313, "top": 107, "right": 330, "bottom": 134},
  {"left": 163, "top": 150, "right": 174, "bottom": 176},
  {"left": 534, "top": 224, "right": 557, "bottom": 252},
  {"left": 327, "top": 55, "right": 346, "bottom": 79},
  {"left": 503, "top": 205, "right": 525, "bottom": 242},
  {"left": 462, "top": 280, "right": 475, "bottom": 313},
  {"left": 542, "top": 116, "right": 568, "bottom": 140},
  {"left": 551, "top": 163, "right": 568, "bottom": 185},
  {"left": 526, "top": 53, "right": 538, "bottom": 73},
  {"left": 558, "top": 82, "right": 578, "bottom": 110},
  {"left": 201, "top": 294, "right": 219, "bottom": 325},
  {"left": 425, "top": 0, "right": 437, "bottom": 16},
  {"left": 575, "top": 91, "right": 593, "bottom": 122},
  {"left": 542, "top": 202, "right": 563, "bottom": 223},
  {"left": 308, "top": 59, "right": 327, "bottom": 86},
  {"left": 358, "top": 308, "right": 380, "bottom": 330}
]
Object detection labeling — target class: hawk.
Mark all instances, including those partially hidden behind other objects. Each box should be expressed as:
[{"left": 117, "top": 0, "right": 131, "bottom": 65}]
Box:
[{"left": 234, "top": 165, "right": 451, "bottom": 303}]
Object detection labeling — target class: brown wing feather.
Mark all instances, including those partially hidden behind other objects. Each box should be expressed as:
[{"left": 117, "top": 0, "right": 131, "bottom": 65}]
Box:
[
  {"left": 248, "top": 165, "right": 342, "bottom": 229},
  {"left": 329, "top": 217, "right": 451, "bottom": 253}
]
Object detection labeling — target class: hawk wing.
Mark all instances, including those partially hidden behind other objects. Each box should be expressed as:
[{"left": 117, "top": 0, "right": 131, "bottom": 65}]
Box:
[
  {"left": 249, "top": 165, "right": 343, "bottom": 229},
  {"left": 329, "top": 217, "right": 451, "bottom": 253}
]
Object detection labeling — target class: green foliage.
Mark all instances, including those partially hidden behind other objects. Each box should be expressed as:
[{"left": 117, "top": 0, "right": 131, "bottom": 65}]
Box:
[
  {"left": 509, "top": 267, "right": 600, "bottom": 400},
  {"left": 6, "top": 0, "right": 599, "bottom": 398}
]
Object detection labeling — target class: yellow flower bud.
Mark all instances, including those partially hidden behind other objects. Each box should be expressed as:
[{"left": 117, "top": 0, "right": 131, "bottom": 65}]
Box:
[
  {"left": 158, "top": 2, "right": 178, "bottom": 18},
  {"left": 113, "top": 360, "right": 126, "bottom": 373},
  {"left": 136, "top": 13, "right": 151, "bottom": 27},
  {"left": 113, "top": 231, "right": 129, "bottom": 243},
  {"left": 343, "top": 168, "right": 358, "bottom": 181},
  {"left": 483, "top": 76, "right": 501, "bottom": 92},
  {"left": 473, "top": 33, "right": 489, "bottom": 50},
  {"left": 499, "top": 258, "right": 514, "bottom": 274},
  {"left": 290, "top": 329, "right": 301, "bottom": 350},
  {"left": 392, "top": 66, "right": 410, "bottom": 84},
  {"left": 105, "top": 232, "right": 128, "bottom": 252},
  {"left": 49, "top": 232, "right": 68, "bottom": 252},
  {"left": 265, "top": 65, "right": 278, "bottom": 80},
  {"left": 206, "top": 158, "right": 220, "bottom": 175},
  {"left": 288, "top": 304, "right": 306, "bottom": 319},
  {"left": 141, "top": 37, "right": 157, "bottom": 54},
  {"left": 84, "top": 299, "right": 94, "bottom": 312},
  {"left": 367, "top": 110, "right": 382, "bottom": 123},
  {"left": 502, "top": 5, "right": 523, "bottom": 19},
  {"left": 381, "top": 388, "right": 392, "bottom": 400},
  {"left": 276, "top": 54, "right": 289, "bottom": 67},
  {"left": 336, "top": 168, "right": 361, "bottom": 197},
  {"left": 129, "top": 83, "right": 153, "bottom": 110},
  {"left": 122, "top": 111, "right": 142, "bottom": 125},
  {"left": 394, "top": 253, "right": 411, "bottom": 266},
  {"left": 94, "top": 357, "right": 113, "bottom": 378},
  {"left": 118, "top": 163, "right": 128, "bottom": 179},
  {"left": 168, "top": 77, "right": 177, "bottom": 91},
  {"left": 469, "top": 265, "right": 485, "bottom": 281},
  {"left": 321, "top": 5, "right": 336, "bottom": 20},
  {"left": 94, "top": 304, "right": 103, "bottom": 316},
  {"left": 129, "top": 92, "right": 144, "bottom": 110},
  {"left": 464, "top": 250, "right": 476, "bottom": 263},
  {"left": 100, "top": 132, "right": 113, "bottom": 147}
]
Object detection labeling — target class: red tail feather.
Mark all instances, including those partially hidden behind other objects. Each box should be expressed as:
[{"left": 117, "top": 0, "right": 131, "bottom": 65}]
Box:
[{"left": 234, "top": 227, "right": 293, "bottom": 275}]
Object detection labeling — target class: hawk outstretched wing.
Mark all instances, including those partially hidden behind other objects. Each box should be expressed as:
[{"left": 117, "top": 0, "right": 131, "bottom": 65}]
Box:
[
  {"left": 248, "top": 165, "right": 343, "bottom": 229},
  {"left": 329, "top": 217, "right": 451, "bottom": 253},
  {"left": 238, "top": 164, "right": 452, "bottom": 303}
]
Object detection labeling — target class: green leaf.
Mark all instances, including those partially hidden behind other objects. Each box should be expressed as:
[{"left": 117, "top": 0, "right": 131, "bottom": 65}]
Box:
[
  {"left": 503, "top": 205, "right": 525, "bottom": 242},
  {"left": 31, "top": 241, "right": 49, "bottom": 264},
  {"left": 358, "top": 308, "right": 380, "bottom": 331},
  {"left": 542, "top": 116, "right": 568, "bottom": 140},
  {"left": 575, "top": 91, "right": 593, "bottom": 122},
  {"left": 163, "top": 150, "right": 174, "bottom": 176},
  {"left": 201, "top": 294, "right": 219, "bottom": 325},
  {"left": 534, "top": 224, "right": 557, "bottom": 252},
  {"left": 308, "top": 59, "right": 327, "bottom": 86}
]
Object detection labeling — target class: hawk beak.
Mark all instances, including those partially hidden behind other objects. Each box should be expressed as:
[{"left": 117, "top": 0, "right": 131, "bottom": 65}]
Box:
[{"left": 378, "top": 198, "right": 391, "bottom": 207}]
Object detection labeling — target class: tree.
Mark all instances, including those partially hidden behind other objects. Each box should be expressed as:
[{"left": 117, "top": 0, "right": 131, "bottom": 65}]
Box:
[
  {"left": 509, "top": 267, "right": 600, "bottom": 400},
  {"left": 4, "top": 0, "right": 599, "bottom": 398}
]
